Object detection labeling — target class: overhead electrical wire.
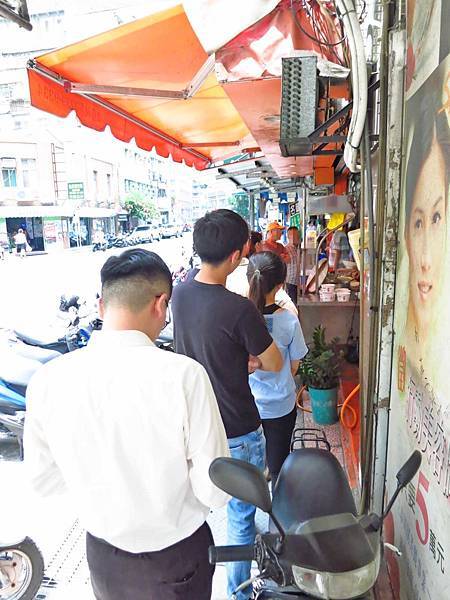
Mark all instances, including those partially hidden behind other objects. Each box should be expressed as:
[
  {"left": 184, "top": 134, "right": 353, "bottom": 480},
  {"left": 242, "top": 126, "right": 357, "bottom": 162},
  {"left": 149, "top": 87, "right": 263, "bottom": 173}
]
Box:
[{"left": 292, "top": 0, "right": 347, "bottom": 47}]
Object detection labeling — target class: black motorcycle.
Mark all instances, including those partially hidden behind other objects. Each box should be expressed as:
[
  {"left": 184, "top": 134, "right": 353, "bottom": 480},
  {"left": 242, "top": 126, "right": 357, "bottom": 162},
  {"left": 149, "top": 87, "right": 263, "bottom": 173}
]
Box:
[{"left": 209, "top": 429, "right": 421, "bottom": 599}]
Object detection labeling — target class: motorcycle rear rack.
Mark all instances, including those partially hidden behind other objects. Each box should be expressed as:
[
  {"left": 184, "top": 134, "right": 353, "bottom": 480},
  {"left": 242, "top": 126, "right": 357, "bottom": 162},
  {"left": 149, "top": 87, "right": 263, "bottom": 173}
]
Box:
[{"left": 291, "top": 427, "right": 331, "bottom": 452}]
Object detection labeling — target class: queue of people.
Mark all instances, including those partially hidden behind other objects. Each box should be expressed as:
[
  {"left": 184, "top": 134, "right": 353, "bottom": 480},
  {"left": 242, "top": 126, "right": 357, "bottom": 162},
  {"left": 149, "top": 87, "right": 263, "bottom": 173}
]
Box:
[{"left": 24, "top": 209, "right": 308, "bottom": 600}]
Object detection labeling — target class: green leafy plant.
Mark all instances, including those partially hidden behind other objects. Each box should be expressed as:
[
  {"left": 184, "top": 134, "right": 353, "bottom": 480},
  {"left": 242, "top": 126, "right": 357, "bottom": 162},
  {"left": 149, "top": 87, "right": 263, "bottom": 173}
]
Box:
[
  {"left": 124, "top": 192, "right": 159, "bottom": 221},
  {"left": 298, "top": 326, "right": 341, "bottom": 390},
  {"left": 228, "top": 193, "right": 250, "bottom": 220}
]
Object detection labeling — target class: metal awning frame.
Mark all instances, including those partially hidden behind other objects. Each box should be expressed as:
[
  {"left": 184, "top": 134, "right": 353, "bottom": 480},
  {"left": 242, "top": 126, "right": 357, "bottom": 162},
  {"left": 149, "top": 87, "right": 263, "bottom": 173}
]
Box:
[
  {"left": 27, "top": 59, "right": 211, "bottom": 164},
  {"left": 62, "top": 54, "right": 216, "bottom": 101},
  {"left": 0, "top": 0, "right": 31, "bottom": 30}
]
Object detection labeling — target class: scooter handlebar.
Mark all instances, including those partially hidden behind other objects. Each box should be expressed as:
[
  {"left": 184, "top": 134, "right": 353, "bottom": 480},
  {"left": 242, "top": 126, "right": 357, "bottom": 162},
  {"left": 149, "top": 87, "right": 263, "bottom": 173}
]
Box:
[{"left": 209, "top": 544, "right": 255, "bottom": 564}]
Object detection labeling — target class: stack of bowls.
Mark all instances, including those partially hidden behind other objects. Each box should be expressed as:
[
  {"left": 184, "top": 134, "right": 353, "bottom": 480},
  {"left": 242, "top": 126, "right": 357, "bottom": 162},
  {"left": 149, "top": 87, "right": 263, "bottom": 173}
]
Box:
[{"left": 319, "top": 283, "right": 336, "bottom": 302}]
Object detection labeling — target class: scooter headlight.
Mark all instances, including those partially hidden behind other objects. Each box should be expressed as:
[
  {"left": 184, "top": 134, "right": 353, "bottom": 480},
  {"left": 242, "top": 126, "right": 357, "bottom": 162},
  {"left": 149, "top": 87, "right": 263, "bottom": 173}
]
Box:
[{"left": 292, "top": 551, "right": 380, "bottom": 600}]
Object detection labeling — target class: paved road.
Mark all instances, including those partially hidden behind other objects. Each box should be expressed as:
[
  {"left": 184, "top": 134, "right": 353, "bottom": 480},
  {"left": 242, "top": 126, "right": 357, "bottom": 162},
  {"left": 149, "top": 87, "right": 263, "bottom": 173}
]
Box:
[{"left": 0, "top": 234, "right": 192, "bottom": 330}]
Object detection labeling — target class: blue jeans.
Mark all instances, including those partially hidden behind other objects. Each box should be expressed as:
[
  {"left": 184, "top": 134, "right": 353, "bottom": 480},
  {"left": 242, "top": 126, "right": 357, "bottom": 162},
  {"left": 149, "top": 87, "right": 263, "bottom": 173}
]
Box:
[{"left": 227, "top": 426, "right": 266, "bottom": 600}]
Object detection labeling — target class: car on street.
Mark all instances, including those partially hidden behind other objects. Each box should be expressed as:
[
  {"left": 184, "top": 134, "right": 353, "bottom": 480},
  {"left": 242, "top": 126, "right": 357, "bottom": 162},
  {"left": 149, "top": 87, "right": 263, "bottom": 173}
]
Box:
[
  {"left": 150, "top": 224, "right": 162, "bottom": 241},
  {"left": 128, "top": 225, "right": 154, "bottom": 244},
  {"left": 161, "top": 224, "right": 182, "bottom": 238}
]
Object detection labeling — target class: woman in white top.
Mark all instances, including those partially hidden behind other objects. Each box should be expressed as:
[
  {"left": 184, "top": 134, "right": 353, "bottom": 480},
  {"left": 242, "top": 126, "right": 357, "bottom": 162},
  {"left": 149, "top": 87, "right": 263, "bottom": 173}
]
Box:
[
  {"left": 14, "top": 228, "right": 27, "bottom": 258},
  {"left": 226, "top": 230, "right": 298, "bottom": 316}
]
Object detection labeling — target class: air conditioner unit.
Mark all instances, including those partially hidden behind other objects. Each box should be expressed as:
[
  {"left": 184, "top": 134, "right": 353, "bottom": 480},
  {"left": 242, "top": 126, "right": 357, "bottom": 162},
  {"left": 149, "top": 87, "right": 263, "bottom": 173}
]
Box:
[
  {"left": 1, "top": 157, "right": 17, "bottom": 168},
  {"left": 279, "top": 56, "right": 318, "bottom": 157}
]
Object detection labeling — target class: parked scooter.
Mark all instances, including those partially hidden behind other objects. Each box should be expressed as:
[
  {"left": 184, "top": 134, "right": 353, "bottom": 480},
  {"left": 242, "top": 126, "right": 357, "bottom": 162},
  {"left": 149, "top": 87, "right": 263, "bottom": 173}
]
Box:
[
  {"left": 0, "top": 535, "right": 45, "bottom": 599},
  {"left": 209, "top": 429, "right": 421, "bottom": 599},
  {"left": 14, "top": 295, "right": 100, "bottom": 354},
  {"left": 0, "top": 344, "right": 60, "bottom": 457},
  {"left": 92, "top": 241, "right": 108, "bottom": 252},
  {"left": 0, "top": 459, "right": 45, "bottom": 598}
]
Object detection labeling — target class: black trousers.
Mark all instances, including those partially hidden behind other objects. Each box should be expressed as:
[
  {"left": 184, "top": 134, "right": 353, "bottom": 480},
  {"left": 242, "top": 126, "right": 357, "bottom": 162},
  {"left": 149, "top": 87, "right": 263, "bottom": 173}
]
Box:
[
  {"left": 86, "top": 522, "right": 215, "bottom": 600},
  {"left": 262, "top": 407, "right": 297, "bottom": 484},
  {"left": 286, "top": 283, "right": 298, "bottom": 305}
]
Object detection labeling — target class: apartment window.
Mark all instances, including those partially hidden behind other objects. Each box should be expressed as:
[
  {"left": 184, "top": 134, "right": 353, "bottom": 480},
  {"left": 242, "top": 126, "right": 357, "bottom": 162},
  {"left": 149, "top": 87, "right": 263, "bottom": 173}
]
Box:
[
  {"left": 2, "top": 168, "right": 17, "bottom": 187},
  {"left": 0, "top": 83, "right": 15, "bottom": 99},
  {"left": 21, "top": 158, "right": 37, "bottom": 188},
  {"left": 93, "top": 170, "right": 98, "bottom": 194},
  {"left": 106, "top": 173, "right": 112, "bottom": 195}
]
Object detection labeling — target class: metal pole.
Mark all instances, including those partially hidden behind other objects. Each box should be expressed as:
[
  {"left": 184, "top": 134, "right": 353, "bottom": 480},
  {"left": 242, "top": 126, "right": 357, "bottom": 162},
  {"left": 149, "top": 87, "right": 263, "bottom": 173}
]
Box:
[
  {"left": 249, "top": 192, "right": 255, "bottom": 230},
  {"left": 301, "top": 186, "right": 308, "bottom": 297}
]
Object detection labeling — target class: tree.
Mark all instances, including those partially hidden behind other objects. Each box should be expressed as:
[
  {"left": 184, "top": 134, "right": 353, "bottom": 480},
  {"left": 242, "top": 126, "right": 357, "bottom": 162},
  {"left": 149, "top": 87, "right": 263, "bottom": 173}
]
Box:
[
  {"left": 124, "top": 191, "right": 159, "bottom": 221},
  {"left": 228, "top": 193, "right": 249, "bottom": 220}
]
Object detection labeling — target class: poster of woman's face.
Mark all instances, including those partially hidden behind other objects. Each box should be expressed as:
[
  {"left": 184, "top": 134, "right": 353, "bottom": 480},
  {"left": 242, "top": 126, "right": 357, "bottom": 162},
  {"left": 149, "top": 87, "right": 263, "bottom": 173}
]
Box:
[
  {"left": 402, "top": 57, "right": 450, "bottom": 367},
  {"left": 406, "top": 0, "right": 442, "bottom": 99}
]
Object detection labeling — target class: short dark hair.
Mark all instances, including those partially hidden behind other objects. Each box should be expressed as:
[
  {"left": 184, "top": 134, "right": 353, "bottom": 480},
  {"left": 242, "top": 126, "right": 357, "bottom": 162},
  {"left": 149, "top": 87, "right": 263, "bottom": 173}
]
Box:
[
  {"left": 101, "top": 249, "right": 172, "bottom": 312},
  {"left": 247, "top": 251, "right": 287, "bottom": 313},
  {"left": 288, "top": 226, "right": 298, "bottom": 232},
  {"left": 249, "top": 230, "right": 263, "bottom": 256},
  {"left": 193, "top": 209, "right": 249, "bottom": 265}
]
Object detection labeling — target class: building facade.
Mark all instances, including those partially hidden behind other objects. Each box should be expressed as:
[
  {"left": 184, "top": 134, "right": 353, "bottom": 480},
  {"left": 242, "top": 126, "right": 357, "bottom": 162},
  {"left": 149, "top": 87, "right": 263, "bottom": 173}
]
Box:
[{"left": 0, "top": 1, "right": 234, "bottom": 252}]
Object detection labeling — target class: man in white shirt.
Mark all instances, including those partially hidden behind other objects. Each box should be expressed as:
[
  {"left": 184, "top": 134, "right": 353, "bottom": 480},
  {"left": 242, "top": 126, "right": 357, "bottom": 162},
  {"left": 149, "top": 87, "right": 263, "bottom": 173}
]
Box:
[{"left": 24, "top": 248, "right": 230, "bottom": 600}]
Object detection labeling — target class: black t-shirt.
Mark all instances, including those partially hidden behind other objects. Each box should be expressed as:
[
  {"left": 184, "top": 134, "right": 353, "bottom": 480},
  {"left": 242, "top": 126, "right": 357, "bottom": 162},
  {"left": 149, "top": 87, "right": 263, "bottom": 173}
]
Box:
[{"left": 172, "top": 279, "right": 273, "bottom": 438}]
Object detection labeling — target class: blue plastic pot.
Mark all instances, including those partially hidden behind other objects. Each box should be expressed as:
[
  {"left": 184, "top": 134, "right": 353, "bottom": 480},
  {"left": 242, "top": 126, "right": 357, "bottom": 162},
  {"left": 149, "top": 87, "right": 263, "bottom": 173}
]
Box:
[{"left": 309, "top": 387, "right": 338, "bottom": 425}]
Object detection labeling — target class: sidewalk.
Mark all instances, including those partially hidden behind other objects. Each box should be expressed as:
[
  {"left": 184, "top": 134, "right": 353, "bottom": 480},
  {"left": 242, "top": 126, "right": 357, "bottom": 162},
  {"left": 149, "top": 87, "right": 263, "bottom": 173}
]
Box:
[{"left": 0, "top": 454, "right": 238, "bottom": 599}]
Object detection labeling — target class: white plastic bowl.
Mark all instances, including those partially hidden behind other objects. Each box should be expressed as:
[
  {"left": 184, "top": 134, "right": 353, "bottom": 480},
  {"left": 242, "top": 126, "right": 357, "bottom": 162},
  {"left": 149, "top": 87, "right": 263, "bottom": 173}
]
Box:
[
  {"left": 321, "top": 283, "right": 336, "bottom": 293},
  {"left": 319, "top": 290, "right": 335, "bottom": 302},
  {"left": 336, "top": 289, "right": 351, "bottom": 302}
]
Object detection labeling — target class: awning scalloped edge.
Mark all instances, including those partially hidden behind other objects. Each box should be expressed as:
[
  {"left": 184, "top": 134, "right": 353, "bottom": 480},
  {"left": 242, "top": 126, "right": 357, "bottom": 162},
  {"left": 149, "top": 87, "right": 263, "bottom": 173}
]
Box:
[{"left": 27, "top": 65, "right": 210, "bottom": 171}]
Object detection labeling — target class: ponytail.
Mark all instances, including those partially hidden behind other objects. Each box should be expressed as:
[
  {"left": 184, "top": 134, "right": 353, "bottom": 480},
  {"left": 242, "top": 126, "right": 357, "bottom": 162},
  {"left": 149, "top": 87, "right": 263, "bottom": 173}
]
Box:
[
  {"left": 248, "top": 269, "right": 266, "bottom": 313},
  {"left": 247, "top": 251, "right": 287, "bottom": 314}
]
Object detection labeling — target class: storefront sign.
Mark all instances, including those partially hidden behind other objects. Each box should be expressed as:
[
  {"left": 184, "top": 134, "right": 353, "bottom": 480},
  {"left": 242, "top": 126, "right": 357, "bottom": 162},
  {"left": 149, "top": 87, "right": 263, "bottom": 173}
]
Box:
[
  {"left": 288, "top": 202, "right": 298, "bottom": 217},
  {"left": 42, "top": 217, "right": 64, "bottom": 251},
  {"left": 68, "top": 182, "right": 84, "bottom": 200},
  {"left": 387, "top": 4, "right": 450, "bottom": 598}
]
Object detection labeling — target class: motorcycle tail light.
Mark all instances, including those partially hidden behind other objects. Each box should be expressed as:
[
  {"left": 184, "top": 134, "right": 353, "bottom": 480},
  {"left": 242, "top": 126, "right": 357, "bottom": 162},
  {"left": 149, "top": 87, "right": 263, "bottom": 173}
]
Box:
[{"left": 292, "top": 549, "right": 380, "bottom": 599}]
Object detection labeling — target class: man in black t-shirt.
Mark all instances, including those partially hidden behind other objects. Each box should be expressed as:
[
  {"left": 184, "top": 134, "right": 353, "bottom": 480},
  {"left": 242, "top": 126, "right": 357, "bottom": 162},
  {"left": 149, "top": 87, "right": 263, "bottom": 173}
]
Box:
[{"left": 172, "top": 209, "right": 282, "bottom": 600}]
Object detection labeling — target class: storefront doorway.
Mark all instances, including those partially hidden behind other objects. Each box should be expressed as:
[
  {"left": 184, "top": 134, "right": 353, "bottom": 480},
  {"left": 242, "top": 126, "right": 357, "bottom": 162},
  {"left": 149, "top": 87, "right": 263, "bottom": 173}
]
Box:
[{"left": 6, "top": 216, "right": 45, "bottom": 251}]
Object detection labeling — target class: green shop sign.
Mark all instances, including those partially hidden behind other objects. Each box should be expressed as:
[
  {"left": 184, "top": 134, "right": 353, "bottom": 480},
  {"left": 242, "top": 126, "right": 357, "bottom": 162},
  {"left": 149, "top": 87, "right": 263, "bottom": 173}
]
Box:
[{"left": 68, "top": 182, "right": 84, "bottom": 200}]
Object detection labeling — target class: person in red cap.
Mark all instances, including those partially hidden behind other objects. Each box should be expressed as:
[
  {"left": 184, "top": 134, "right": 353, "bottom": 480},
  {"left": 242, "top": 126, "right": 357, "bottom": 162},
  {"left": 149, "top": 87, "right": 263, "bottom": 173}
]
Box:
[{"left": 261, "top": 221, "right": 289, "bottom": 262}]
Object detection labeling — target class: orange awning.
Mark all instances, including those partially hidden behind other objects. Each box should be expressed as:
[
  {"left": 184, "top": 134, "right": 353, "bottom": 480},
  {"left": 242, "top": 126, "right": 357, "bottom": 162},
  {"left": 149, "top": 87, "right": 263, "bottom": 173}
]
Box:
[{"left": 27, "top": 4, "right": 256, "bottom": 170}]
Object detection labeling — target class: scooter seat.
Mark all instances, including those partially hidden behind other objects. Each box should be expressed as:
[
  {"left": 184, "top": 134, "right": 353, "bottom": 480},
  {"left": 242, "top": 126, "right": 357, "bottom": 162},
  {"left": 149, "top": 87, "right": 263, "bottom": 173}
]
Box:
[
  {"left": 14, "top": 328, "right": 59, "bottom": 347},
  {"left": 0, "top": 352, "right": 41, "bottom": 388},
  {"left": 272, "top": 448, "right": 357, "bottom": 533},
  {"left": 10, "top": 343, "right": 61, "bottom": 364}
]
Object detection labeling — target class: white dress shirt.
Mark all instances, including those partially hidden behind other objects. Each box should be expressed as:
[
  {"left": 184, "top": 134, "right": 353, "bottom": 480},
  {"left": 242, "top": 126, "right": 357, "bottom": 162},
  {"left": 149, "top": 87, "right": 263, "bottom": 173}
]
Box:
[
  {"left": 226, "top": 258, "right": 298, "bottom": 316},
  {"left": 24, "top": 330, "right": 230, "bottom": 553}
]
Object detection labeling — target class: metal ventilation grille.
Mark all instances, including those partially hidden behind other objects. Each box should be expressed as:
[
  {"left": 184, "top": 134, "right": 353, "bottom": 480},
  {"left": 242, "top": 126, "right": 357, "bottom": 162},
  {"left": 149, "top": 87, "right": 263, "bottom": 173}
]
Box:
[{"left": 279, "top": 56, "right": 318, "bottom": 157}]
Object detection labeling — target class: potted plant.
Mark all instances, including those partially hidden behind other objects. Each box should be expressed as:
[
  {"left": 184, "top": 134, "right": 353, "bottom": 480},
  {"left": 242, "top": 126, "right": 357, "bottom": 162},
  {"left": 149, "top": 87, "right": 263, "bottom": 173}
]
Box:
[{"left": 298, "top": 325, "right": 341, "bottom": 425}]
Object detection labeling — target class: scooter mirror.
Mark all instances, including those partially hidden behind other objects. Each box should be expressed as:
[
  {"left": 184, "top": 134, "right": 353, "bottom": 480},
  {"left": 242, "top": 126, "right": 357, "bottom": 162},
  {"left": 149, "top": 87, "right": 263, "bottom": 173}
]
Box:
[
  {"left": 396, "top": 450, "right": 422, "bottom": 488},
  {"left": 209, "top": 457, "right": 272, "bottom": 513},
  {"left": 382, "top": 450, "right": 422, "bottom": 522}
]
